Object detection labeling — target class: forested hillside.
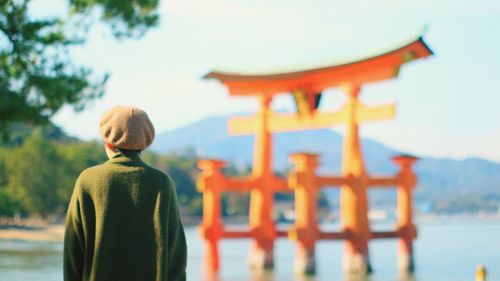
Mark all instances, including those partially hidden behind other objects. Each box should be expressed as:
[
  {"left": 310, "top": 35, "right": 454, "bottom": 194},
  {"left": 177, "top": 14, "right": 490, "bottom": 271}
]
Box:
[{"left": 0, "top": 125, "right": 205, "bottom": 219}]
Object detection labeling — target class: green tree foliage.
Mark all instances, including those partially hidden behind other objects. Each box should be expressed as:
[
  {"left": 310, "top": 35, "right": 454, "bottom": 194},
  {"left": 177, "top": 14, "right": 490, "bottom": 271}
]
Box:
[
  {"left": 0, "top": 135, "right": 208, "bottom": 218},
  {"left": 69, "top": 0, "right": 160, "bottom": 38},
  {"left": 0, "top": 130, "right": 106, "bottom": 217},
  {"left": 0, "top": 150, "right": 19, "bottom": 215},
  {"left": 5, "top": 133, "right": 69, "bottom": 216},
  {"left": 0, "top": 153, "right": 6, "bottom": 186},
  {"left": 0, "top": 0, "right": 160, "bottom": 138}
]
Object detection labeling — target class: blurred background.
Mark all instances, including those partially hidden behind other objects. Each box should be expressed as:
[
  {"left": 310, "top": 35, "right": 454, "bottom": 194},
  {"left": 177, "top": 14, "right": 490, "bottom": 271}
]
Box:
[{"left": 0, "top": 0, "right": 499, "bottom": 280}]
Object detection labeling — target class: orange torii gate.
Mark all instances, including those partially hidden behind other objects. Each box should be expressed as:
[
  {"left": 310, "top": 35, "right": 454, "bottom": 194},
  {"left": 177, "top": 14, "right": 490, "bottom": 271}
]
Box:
[
  {"left": 198, "top": 35, "right": 432, "bottom": 275},
  {"left": 288, "top": 153, "right": 418, "bottom": 274}
]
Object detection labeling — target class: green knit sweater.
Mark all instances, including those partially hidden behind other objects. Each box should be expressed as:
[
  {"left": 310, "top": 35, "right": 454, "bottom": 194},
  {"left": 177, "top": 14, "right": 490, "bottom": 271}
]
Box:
[{"left": 64, "top": 152, "right": 187, "bottom": 281}]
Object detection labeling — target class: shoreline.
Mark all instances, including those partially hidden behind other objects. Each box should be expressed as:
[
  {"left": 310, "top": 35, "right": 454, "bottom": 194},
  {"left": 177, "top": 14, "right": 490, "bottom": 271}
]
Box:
[
  {"left": 0, "top": 213, "right": 498, "bottom": 242},
  {"left": 0, "top": 224, "right": 64, "bottom": 242}
]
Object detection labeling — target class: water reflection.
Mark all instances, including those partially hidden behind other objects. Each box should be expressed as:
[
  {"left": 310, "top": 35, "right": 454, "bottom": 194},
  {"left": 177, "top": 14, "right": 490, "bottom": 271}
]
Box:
[
  {"left": 2, "top": 221, "right": 500, "bottom": 281},
  {"left": 202, "top": 270, "right": 292, "bottom": 281},
  {"left": 202, "top": 270, "right": 418, "bottom": 281},
  {"left": 396, "top": 272, "right": 417, "bottom": 281},
  {"left": 0, "top": 239, "right": 61, "bottom": 270}
]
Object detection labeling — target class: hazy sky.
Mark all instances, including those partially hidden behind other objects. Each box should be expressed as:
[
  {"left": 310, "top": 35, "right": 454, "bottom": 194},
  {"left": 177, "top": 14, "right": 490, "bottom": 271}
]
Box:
[{"left": 42, "top": 0, "right": 500, "bottom": 161}]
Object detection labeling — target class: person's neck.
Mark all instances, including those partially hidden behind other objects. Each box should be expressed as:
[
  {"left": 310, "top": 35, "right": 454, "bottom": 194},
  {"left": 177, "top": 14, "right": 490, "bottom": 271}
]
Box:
[{"left": 118, "top": 148, "right": 141, "bottom": 156}]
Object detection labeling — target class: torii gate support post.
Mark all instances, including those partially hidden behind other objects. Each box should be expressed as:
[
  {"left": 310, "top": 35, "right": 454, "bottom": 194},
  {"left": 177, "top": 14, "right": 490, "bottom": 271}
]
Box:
[
  {"left": 248, "top": 96, "right": 276, "bottom": 270},
  {"left": 198, "top": 159, "right": 225, "bottom": 273},
  {"left": 289, "top": 153, "right": 320, "bottom": 275},
  {"left": 340, "top": 85, "right": 372, "bottom": 274},
  {"left": 392, "top": 155, "right": 418, "bottom": 273}
]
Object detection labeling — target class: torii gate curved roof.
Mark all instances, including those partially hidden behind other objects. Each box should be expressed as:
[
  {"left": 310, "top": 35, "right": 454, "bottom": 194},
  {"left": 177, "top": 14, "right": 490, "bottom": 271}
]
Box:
[{"left": 203, "top": 35, "right": 433, "bottom": 96}]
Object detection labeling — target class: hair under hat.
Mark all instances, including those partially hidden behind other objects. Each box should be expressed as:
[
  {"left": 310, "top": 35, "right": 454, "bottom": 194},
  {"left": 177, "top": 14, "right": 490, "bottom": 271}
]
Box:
[{"left": 99, "top": 106, "right": 155, "bottom": 151}]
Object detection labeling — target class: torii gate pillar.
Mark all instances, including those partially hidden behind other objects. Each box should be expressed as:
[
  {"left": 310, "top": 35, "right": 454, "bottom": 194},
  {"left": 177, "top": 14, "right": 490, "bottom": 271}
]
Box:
[
  {"left": 393, "top": 155, "right": 418, "bottom": 273},
  {"left": 289, "top": 153, "right": 320, "bottom": 275},
  {"left": 247, "top": 96, "right": 276, "bottom": 270},
  {"left": 340, "top": 85, "right": 372, "bottom": 274}
]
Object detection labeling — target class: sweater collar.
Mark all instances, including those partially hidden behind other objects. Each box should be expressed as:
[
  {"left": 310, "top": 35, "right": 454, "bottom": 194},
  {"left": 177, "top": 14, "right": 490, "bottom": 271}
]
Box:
[{"left": 108, "top": 151, "right": 143, "bottom": 165}]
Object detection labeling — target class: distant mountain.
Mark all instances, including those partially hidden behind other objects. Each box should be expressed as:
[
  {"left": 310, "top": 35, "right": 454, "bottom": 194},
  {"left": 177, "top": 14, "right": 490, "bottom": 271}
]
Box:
[
  {"left": 151, "top": 116, "right": 500, "bottom": 205},
  {"left": 151, "top": 116, "right": 397, "bottom": 173}
]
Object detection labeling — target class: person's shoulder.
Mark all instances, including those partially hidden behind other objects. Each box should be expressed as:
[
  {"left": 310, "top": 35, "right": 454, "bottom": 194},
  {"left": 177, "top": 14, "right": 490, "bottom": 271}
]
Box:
[
  {"left": 75, "top": 163, "right": 109, "bottom": 187},
  {"left": 81, "top": 162, "right": 108, "bottom": 176},
  {"left": 143, "top": 163, "right": 174, "bottom": 188}
]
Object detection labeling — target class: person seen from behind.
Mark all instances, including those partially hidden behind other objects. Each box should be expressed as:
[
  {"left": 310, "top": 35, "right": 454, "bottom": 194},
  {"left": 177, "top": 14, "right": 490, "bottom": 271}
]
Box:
[{"left": 64, "top": 106, "right": 187, "bottom": 281}]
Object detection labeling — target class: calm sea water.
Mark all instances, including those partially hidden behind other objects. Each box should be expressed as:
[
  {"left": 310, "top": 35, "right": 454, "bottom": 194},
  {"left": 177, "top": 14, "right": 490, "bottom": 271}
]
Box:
[{"left": 0, "top": 219, "right": 498, "bottom": 281}]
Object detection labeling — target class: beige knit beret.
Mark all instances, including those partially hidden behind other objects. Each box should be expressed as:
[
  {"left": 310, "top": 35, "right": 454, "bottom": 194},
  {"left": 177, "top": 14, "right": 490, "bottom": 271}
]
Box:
[{"left": 99, "top": 106, "right": 155, "bottom": 150}]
